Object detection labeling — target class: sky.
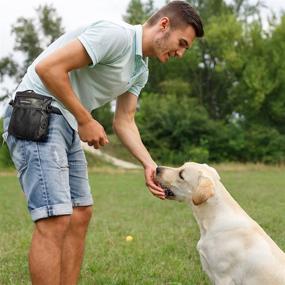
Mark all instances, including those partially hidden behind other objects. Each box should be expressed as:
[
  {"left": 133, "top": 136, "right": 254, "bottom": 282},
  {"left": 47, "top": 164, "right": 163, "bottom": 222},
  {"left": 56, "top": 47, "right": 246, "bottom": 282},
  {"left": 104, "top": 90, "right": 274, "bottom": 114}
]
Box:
[
  {"left": 0, "top": 0, "right": 130, "bottom": 57},
  {"left": 0, "top": 0, "right": 285, "bottom": 58}
]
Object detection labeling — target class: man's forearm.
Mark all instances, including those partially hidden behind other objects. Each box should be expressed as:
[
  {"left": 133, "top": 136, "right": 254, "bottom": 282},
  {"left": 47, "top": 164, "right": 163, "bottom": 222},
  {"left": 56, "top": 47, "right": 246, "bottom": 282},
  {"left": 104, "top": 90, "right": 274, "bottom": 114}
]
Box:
[{"left": 113, "top": 119, "right": 155, "bottom": 168}]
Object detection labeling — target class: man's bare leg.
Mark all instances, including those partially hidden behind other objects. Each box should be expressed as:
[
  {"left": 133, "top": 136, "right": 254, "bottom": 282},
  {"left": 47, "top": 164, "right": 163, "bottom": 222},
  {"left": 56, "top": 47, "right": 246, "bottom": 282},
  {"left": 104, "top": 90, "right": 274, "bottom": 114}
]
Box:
[
  {"left": 60, "top": 206, "right": 93, "bottom": 285},
  {"left": 29, "top": 216, "right": 71, "bottom": 285}
]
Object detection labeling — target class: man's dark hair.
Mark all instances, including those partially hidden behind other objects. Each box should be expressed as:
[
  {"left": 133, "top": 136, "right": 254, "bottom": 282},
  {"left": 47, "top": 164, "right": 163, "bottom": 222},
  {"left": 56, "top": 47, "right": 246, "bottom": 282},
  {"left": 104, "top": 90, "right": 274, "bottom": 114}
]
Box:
[{"left": 146, "top": 0, "right": 204, "bottom": 37}]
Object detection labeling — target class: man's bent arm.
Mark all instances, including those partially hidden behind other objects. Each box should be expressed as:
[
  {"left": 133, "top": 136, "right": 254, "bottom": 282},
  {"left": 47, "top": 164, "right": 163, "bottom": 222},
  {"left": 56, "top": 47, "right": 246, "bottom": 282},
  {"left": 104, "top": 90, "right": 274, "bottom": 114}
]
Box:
[
  {"left": 35, "top": 39, "right": 108, "bottom": 148},
  {"left": 113, "top": 92, "right": 165, "bottom": 199}
]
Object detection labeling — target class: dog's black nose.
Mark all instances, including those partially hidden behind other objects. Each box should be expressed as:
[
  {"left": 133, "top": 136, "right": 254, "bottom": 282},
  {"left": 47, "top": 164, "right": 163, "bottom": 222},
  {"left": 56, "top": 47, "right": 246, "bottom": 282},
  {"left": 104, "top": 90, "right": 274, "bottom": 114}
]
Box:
[{"left": 156, "top": 166, "right": 162, "bottom": 176}]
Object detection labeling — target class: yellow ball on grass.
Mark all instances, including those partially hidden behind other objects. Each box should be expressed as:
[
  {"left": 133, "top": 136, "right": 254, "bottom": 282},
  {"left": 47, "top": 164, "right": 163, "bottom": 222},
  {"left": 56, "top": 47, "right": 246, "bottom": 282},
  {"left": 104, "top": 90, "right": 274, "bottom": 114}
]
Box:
[{"left": 125, "top": 235, "right": 133, "bottom": 242}]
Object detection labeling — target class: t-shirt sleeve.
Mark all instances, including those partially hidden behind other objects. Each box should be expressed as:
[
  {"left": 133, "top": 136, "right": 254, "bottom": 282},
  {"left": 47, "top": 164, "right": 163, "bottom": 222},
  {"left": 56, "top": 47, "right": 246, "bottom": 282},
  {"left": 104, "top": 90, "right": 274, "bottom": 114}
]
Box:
[
  {"left": 78, "top": 21, "right": 129, "bottom": 67},
  {"left": 128, "top": 69, "right": 149, "bottom": 97}
]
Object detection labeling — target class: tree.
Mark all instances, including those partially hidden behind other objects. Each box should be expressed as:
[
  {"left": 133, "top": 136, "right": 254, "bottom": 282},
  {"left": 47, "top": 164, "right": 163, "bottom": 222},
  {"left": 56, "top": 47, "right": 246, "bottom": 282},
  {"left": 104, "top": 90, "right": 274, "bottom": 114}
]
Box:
[
  {"left": 0, "top": 4, "right": 65, "bottom": 100},
  {"left": 123, "top": 0, "right": 155, "bottom": 24}
]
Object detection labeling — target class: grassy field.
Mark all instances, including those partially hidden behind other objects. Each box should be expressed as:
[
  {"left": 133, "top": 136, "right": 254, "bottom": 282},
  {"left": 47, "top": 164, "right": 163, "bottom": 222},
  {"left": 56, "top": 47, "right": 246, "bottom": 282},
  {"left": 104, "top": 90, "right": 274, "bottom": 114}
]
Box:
[{"left": 0, "top": 166, "right": 285, "bottom": 285}]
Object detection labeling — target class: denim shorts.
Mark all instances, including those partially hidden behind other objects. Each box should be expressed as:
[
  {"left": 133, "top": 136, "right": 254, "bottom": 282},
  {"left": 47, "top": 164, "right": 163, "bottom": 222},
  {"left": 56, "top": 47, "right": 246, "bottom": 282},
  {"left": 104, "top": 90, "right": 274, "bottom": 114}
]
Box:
[{"left": 2, "top": 105, "right": 93, "bottom": 222}]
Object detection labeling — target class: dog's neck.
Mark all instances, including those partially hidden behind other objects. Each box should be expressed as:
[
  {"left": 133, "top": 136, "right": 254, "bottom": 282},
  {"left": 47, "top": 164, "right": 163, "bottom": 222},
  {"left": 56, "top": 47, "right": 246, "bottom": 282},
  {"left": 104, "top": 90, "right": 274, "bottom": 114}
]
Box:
[{"left": 189, "top": 181, "right": 253, "bottom": 237}]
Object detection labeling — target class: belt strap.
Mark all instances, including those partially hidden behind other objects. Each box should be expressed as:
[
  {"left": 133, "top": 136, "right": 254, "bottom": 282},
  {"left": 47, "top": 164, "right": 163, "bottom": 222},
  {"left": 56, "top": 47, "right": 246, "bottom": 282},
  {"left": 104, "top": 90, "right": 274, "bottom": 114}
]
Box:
[
  {"left": 49, "top": 106, "right": 62, "bottom": 115},
  {"left": 9, "top": 100, "right": 62, "bottom": 115}
]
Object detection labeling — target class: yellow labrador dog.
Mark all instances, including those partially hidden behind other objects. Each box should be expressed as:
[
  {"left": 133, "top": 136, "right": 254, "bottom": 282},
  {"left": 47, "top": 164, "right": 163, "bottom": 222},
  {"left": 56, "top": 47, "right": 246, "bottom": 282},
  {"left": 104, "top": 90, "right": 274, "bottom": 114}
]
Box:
[{"left": 155, "top": 162, "right": 285, "bottom": 285}]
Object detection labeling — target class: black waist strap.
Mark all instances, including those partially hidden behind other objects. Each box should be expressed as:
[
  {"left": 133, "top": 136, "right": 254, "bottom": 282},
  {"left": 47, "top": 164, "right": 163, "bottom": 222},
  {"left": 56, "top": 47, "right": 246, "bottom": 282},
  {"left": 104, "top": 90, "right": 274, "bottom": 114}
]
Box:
[
  {"left": 9, "top": 100, "right": 62, "bottom": 115},
  {"left": 49, "top": 106, "right": 62, "bottom": 115}
]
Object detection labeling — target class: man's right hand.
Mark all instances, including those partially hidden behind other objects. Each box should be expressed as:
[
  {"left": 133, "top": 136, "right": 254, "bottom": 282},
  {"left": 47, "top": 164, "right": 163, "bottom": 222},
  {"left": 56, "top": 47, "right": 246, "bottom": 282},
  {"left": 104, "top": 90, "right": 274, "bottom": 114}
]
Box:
[{"left": 78, "top": 119, "right": 109, "bottom": 149}]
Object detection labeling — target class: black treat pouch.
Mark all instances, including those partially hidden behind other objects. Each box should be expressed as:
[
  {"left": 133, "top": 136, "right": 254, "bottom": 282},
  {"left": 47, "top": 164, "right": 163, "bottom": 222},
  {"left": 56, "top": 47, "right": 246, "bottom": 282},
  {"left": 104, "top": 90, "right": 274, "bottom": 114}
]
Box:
[{"left": 8, "top": 90, "right": 53, "bottom": 142}]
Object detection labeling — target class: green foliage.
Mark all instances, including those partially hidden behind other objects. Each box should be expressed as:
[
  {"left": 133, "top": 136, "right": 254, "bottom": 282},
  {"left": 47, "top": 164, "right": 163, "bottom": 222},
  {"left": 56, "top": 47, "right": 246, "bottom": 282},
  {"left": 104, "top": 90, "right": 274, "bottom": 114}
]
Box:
[
  {"left": 203, "top": 120, "right": 246, "bottom": 162},
  {"left": 123, "top": 0, "right": 155, "bottom": 24},
  {"left": 11, "top": 18, "right": 43, "bottom": 72},
  {"left": 0, "top": 119, "right": 13, "bottom": 169},
  {"left": 137, "top": 92, "right": 213, "bottom": 164},
  {"left": 244, "top": 125, "right": 285, "bottom": 164},
  {"left": 91, "top": 103, "right": 114, "bottom": 134},
  {"left": 264, "top": 15, "right": 285, "bottom": 132},
  {"left": 11, "top": 4, "right": 65, "bottom": 73},
  {"left": 138, "top": 0, "right": 285, "bottom": 164},
  {"left": 37, "top": 5, "right": 65, "bottom": 43},
  {"left": 0, "top": 58, "right": 18, "bottom": 81},
  {"left": 138, "top": 83, "right": 285, "bottom": 165},
  {"left": 190, "top": 0, "right": 232, "bottom": 23},
  {"left": 0, "top": 143, "right": 14, "bottom": 169},
  {"left": 188, "top": 146, "right": 209, "bottom": 162}
]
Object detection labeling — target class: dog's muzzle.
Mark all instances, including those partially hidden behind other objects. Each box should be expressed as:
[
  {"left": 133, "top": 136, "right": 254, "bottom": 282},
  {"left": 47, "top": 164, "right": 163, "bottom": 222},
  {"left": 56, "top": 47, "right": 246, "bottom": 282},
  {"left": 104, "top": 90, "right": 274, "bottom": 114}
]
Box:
[
  {"left": 155, "top": 166, "right": 176, "bottom": 198},
  {"left": 164, "top": 187, "right": 175, "bottom": 198}
]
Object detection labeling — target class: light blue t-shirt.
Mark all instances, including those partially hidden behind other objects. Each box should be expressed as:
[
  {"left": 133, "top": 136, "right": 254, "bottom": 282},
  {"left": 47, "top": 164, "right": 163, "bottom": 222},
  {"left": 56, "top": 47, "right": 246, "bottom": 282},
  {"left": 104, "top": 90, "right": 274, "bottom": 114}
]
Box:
[{"left": 16, "top": 20, "right": 149, "bottom": 130}]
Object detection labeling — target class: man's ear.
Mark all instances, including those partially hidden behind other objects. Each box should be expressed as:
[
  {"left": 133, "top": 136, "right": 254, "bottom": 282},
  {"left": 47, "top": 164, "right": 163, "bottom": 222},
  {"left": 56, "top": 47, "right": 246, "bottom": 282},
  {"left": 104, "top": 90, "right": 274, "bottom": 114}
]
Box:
[
  {"left": 160, "top": 17, "right": 170, "bottom": 31},
  {"left": 192, "top": 176, "right": 214, "bottom": 206}
]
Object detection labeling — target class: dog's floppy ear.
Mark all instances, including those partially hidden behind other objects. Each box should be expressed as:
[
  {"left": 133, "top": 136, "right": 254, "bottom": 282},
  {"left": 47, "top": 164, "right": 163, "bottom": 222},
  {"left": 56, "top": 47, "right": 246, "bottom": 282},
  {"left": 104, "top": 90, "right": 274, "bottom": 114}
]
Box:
[{"left": 192, "top": 176, "right": 214, "bottom": 206}]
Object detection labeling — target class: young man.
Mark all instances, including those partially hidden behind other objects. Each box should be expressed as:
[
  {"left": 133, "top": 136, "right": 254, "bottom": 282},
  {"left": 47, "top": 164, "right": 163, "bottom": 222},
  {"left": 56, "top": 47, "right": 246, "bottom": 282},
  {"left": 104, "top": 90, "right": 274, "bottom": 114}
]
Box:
[{"left": 3, "top": 1, "right": 203, "bottom": 284}]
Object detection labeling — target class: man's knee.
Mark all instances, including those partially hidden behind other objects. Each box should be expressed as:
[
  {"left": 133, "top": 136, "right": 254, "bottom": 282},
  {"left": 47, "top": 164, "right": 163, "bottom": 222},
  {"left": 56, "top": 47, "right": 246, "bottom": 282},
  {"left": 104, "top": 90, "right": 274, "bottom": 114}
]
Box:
[
  {"left": 34, "top": 215, "right": 71, "bottom": 244},
  {"left": 72, "top": 206, "right": 93, "bottom": 228},
  {"left": 63, "top": 206, "right": 92, "bottom": 239}
]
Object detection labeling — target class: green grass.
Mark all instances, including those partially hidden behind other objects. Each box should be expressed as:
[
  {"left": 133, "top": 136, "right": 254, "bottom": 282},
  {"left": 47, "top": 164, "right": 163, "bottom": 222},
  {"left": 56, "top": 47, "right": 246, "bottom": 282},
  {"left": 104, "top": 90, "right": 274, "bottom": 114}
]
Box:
[
  {"left": 101, "top": 134, "right": 140, "bottom": 164},
  {"left": 0, "top": 167, "right": 285, "bottom": 284},
  {"left": 85, "top": 151, "right": 118, "bottom": 169}
]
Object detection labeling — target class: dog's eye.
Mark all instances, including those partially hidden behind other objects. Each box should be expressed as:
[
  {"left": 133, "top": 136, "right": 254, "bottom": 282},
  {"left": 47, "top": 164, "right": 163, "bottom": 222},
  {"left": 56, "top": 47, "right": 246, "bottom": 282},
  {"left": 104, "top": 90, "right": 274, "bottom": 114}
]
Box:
[{"left": 179, "top": 170, "right": 184, "bottom": 180}]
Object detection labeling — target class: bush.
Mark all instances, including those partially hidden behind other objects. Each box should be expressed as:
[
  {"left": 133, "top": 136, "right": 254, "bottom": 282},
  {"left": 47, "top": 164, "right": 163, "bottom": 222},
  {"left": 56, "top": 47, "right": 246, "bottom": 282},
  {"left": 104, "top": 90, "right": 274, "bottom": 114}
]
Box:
[
  {"left": 0, "top": 119, "right": 13, "bottom": 169},
  {"left": 91, "top": 102, "right": 113, "bottom": 134},
  {"left": 244, "top": 125, "right": 285, "bottom": 164},
  {"left": 137, "top": 92, "right": 285, "bottom": 165},
  {"left": 137, "top": 92, "right": 214, "bottom": 165},
  {"left": 206, "top": 120, "right": 247, "bottom": 162},
  {"left": 188, "top": 146, "right": 209, "bottom": 163}
]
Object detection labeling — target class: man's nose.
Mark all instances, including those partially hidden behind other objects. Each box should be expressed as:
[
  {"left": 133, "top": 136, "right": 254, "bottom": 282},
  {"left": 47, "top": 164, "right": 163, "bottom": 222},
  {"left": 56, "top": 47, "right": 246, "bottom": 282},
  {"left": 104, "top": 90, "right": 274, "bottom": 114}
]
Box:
[{"left": 175, "top": 48, "right": 186, "bottom": 58}]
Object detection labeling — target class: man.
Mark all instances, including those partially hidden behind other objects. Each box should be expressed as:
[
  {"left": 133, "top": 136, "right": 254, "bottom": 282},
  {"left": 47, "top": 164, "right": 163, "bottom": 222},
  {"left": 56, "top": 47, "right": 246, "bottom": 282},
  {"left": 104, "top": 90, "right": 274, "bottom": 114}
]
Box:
[{"left": 3, "top": 1, "right": 203, "bottom": 284}]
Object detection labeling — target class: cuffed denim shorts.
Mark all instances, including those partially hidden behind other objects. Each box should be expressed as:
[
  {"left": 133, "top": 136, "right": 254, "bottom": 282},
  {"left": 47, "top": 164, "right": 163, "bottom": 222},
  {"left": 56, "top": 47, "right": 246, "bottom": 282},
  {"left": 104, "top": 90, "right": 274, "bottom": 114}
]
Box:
[{"left": 2, "top": 105, "right": 93, "bottom": 222}]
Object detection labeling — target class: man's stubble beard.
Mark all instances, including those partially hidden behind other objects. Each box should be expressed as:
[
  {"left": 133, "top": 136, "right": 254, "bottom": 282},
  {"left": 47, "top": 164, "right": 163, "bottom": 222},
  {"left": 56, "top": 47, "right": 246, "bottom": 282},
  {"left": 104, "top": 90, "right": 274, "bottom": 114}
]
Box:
[{"left": 154, "top": 31, "right": 171, "bottom": 55}]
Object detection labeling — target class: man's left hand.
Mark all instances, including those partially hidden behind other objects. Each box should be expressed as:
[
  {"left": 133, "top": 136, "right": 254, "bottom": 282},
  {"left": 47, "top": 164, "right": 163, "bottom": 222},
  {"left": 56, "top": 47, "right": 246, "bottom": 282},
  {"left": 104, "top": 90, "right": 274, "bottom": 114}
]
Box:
[{"left": 144, "top": 164, "right": 165, "bottom": 200}]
